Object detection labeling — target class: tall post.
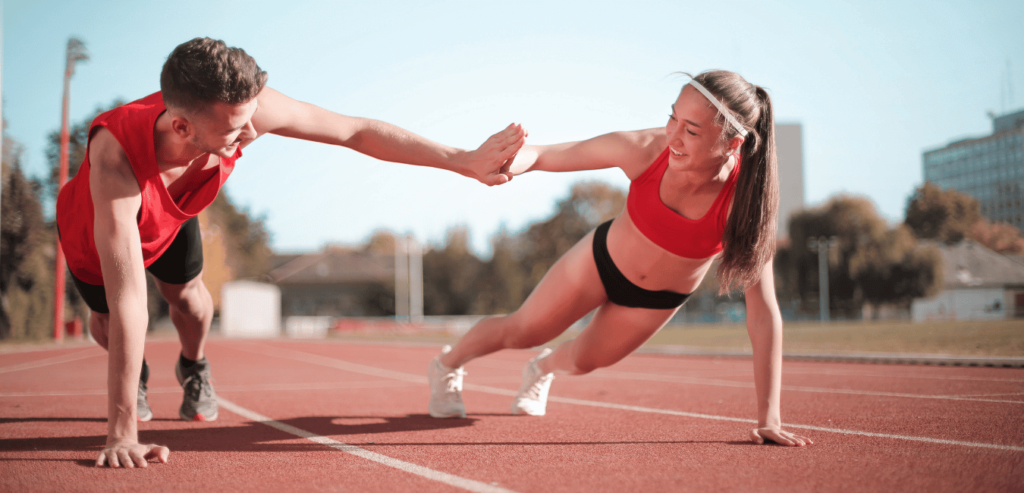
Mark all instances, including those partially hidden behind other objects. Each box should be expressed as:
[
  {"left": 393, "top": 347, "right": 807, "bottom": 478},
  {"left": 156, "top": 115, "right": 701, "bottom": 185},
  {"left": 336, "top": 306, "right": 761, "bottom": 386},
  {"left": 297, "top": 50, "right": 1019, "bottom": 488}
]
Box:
[
  {"left": 394, "top": 235, "right": 409, "bottom": 321},
  {"left": 53, "top": 38, "right": 88, "bottom": 342},
  {"left": 1, "top": 4, "right": 5, "bottom": 228},
  {"left": 807, "top": 236, "right": 838, "bottom": 322},
  {"left": 407, "top": 234, "right": 423, "bottom": 324}
]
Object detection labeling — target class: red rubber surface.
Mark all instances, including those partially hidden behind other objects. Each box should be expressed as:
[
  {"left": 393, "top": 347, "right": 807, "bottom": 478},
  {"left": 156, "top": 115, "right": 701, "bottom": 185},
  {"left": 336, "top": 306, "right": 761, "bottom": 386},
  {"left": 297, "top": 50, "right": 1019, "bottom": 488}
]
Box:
[{"left": 1, "top": 338, "right": 1022, "bottom": 492}]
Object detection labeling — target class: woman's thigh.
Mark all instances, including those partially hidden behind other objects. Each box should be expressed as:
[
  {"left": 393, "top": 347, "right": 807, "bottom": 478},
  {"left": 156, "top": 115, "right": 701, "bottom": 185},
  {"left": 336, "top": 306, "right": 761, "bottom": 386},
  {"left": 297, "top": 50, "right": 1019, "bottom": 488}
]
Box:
[
  {"left": 504, "top": 230, "right": 609, "bottom": 347},
  {"left": 569, "top": 302, "right": 678, "bottom": 373}
]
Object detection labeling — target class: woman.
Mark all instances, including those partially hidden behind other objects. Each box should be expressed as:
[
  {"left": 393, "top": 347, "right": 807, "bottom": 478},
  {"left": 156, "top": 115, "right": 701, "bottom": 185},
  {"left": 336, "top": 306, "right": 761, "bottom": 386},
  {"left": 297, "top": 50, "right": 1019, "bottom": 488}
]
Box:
[{"left": 428, "top": 70, "right": 812, "bottom": 447}]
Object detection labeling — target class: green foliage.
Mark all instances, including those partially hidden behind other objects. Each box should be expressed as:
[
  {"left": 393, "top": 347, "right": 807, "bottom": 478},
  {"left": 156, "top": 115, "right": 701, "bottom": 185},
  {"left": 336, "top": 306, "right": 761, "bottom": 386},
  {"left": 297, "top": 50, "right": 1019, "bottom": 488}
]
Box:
[
  {"left": 422, "top": 227, "right": 484, "bottom": 316},
  {"left": 905, "top": 182, "right": 1024, "bottom": 254},
  {"left": 206, "top": 193, "right": 272, "bottom": 280},
  {"left": 780, "top": 195, "right": 942, "bottom": 317},
  {"left": 44, "top": 99, "right": 125, "bottom": 201},
  {"left": 905, "top": 182, "right": 982, "bottom": 243},
  {"left": 1, "top": 123, "right": 56, "bottom": 339},
  {"left": 421, "top": 181, "right": 625, "bottom": 315}
]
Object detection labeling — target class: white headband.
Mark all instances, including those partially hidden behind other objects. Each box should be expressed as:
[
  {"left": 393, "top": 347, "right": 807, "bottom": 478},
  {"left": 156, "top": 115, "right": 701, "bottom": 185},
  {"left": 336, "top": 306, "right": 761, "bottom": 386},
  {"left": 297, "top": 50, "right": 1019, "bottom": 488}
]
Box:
[{"left": 687, "top": 79, "right": 748, "bottom": 137}]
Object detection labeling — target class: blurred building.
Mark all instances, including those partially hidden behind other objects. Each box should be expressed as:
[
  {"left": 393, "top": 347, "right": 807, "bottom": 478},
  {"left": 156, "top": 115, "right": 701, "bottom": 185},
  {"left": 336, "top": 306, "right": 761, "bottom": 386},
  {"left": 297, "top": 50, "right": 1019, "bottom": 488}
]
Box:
[
  {"left": 922, "top": 108, "right": 1024, "bottom": 229},
  {"left": 268, "top": 247, "right": 394, "bottom": 318},
  {"left": 911, "top": 240, "right": 1024, "bottom": 321},
  {"left": 775, "top": 123, "right": 805, "bottom": 240}
]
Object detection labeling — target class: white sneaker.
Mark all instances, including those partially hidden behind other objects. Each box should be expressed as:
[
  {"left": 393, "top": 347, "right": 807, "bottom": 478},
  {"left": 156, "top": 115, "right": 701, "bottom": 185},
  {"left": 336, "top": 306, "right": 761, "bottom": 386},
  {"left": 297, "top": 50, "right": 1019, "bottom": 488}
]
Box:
[
  {"left": 511, "top": 348, "right": 555, "bottom": 416},
  {"left": 428, "top": 345, "right": 467, "bottom": 418}
]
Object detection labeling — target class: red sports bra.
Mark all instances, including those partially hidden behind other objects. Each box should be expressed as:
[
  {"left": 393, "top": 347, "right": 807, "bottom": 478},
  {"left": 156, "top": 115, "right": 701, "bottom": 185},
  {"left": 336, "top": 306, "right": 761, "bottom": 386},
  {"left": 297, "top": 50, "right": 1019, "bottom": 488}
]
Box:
[{"left": 626, "top": 147, "right": 740, "bottom": 259}]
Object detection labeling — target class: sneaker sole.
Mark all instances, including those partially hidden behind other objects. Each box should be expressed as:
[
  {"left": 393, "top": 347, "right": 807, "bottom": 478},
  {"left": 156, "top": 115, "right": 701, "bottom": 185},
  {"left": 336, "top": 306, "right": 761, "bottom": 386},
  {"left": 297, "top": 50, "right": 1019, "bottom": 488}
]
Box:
[
  {"left": 510, "top": 403, "right": 545, "bottom": 416},
  {"left": 180, "top": 409, "right": 219, "bottom": 422},
  {"left": 428, "top": 406, "right": 466, "bottom": 419},
  {"left": 137, "top": 410, "right": 153, "bottom": 422}
]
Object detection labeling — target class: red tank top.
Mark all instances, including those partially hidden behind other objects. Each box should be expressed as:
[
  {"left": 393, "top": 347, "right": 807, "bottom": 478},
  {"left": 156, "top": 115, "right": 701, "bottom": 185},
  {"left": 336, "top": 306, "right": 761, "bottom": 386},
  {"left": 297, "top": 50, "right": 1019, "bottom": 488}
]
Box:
[
  {"left": 56, "top": 92, "right": 239, "bottom": 285},
  {"left": 626, "top": 148, "right": 739, "bottom": 259}
]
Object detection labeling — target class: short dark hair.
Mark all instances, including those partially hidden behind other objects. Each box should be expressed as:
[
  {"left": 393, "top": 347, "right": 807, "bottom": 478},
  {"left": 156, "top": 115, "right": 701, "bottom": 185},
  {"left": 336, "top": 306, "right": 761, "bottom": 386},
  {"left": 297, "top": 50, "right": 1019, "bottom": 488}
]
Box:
[{"left": 160, "top": 37, "right": 268, "bottom": 114}]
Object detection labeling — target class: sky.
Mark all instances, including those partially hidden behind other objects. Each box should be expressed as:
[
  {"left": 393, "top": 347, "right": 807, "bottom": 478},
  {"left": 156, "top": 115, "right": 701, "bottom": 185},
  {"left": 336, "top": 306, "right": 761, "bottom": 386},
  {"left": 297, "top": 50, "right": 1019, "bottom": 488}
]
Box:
[{"left": 4, "top": 0, "right": 1023, "bottom": 255}]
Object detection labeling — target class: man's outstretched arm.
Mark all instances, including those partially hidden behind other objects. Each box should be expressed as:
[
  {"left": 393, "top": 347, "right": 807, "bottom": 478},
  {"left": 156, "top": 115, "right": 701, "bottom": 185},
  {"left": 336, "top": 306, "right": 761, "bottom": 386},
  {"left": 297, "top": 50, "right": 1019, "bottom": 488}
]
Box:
[
  {"left": 250, "top": 87, "right": 525, "bottom": 186},
  {"left": 89, "top": 128, "right": 170, "bottom": 468}
]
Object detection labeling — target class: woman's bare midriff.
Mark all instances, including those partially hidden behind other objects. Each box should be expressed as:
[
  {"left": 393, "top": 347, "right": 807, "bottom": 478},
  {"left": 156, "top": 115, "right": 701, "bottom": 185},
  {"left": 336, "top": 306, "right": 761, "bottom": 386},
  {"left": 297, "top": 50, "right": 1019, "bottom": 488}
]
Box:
[{"left": 604, "top": 210, "right": 717, "bottom": 294}]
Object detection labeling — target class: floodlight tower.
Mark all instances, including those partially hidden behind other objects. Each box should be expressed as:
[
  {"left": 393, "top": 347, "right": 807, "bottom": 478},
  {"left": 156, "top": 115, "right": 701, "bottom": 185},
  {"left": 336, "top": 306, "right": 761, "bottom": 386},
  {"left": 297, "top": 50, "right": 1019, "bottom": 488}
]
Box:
[
  {"left": 53, "top": 38, "right": 88, "bottom": 342},
  {"left": 807, "top": 236, "right": 839, "bottom": 322}
]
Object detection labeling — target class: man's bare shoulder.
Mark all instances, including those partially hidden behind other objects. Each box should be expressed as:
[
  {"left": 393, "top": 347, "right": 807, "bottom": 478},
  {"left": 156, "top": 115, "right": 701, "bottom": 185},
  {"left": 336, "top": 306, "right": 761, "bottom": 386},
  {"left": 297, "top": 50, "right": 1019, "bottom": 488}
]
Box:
[{"left": 88, "top": 127, "right": 141, "bottom": 200}]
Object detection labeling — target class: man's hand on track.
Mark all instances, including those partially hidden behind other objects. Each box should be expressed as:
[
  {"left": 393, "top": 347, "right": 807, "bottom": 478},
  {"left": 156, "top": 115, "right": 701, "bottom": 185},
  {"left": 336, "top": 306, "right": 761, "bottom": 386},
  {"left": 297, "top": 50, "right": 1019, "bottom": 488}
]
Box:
[{"left": 96, "top": 439, "right": 170, "bottom": 468}]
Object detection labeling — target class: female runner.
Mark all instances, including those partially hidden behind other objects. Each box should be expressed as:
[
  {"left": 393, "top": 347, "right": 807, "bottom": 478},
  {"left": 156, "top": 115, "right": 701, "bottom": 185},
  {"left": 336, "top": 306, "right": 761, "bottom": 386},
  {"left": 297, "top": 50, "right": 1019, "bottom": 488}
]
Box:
[{"left": 428, "top": 70, "right": 812, "bottom": 447}]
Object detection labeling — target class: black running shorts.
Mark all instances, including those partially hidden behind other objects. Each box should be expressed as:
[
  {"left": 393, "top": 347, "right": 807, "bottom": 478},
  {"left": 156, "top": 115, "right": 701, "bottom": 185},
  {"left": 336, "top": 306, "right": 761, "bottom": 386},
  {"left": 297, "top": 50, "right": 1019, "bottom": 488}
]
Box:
[{"left": 67, "top": 217, "right": 205, "bottom": 314}]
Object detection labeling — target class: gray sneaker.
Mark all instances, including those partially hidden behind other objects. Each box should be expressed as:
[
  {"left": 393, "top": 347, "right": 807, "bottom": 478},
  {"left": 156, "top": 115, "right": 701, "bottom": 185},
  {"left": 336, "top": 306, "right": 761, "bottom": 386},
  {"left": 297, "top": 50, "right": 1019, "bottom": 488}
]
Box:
[
  {"left": 175, "top": 358, "right": 218, "bottom": 422},
  {"left": 137, "top": 378, "right": 153, "bottom": 422}
]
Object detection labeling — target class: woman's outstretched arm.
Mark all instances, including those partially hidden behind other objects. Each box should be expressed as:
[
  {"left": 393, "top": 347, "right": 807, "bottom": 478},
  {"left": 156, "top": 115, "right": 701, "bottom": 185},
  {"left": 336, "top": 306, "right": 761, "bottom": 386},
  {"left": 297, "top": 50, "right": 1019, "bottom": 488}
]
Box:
[
  {"left": 744, "top": 259, "right": 813, "bottom": 447},
  {"left": 508, "top": 128, "right": 664, "bottom": 179}
]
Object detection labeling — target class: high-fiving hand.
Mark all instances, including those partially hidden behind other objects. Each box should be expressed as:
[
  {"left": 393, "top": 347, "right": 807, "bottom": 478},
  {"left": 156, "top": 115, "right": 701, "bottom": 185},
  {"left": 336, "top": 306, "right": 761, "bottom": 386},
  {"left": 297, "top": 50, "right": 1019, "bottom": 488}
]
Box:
[{"left": 456, "top": 123, "right": 527, "bottom": 186}]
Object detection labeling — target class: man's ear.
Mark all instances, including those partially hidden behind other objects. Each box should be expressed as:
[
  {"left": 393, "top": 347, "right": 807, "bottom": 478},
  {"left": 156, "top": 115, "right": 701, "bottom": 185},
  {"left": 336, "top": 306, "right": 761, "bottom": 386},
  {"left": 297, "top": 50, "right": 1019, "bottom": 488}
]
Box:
[{"left": 169, "top": 112, "right": 194, "bottom": 140}]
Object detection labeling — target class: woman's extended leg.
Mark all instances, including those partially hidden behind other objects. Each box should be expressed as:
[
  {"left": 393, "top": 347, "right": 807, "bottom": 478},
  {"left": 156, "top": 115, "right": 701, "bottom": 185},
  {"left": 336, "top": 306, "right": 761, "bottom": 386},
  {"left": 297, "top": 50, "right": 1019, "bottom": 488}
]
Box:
[
  {"left": 441, "top": 229, "right": 609, "bottom": 369},
  {"left": 509, "top": 301, "right": 679, "bottom": 415},
  {"left": 538, "top": 302, "right": 679, "bottom": 376}
]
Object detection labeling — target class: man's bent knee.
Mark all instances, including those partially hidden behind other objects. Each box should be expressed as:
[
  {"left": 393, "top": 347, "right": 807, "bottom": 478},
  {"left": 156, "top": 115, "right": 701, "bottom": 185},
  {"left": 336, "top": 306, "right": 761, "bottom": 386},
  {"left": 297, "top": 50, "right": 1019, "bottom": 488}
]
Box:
[
  {"left": 160, "top": 277, "right": 211, "bottom": 314},
  {"left": 90, "top": 311, "right": 110, "bottom": 350}
]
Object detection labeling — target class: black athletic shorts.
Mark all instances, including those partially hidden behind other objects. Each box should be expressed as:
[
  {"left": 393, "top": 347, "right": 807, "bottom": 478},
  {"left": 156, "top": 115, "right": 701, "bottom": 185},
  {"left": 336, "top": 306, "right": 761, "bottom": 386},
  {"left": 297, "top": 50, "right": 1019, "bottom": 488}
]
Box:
[
  {"left": 592, "top": 220, "right": 691, "bottom": 309},
  {"left": 66, "top": 217, "right": 204, "bottom": 314}
]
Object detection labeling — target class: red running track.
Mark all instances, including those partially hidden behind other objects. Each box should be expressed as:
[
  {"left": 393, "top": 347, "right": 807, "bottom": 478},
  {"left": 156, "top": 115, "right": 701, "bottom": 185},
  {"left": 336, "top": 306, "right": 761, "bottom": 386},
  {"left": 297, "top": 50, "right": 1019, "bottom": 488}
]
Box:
[{"left": 1, "top": 337, "right": 1022, "bottom": 492}]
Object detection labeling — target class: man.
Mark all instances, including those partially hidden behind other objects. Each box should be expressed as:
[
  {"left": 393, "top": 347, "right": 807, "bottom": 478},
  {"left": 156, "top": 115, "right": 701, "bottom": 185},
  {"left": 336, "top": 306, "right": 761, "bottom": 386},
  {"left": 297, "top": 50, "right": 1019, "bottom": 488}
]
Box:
[{"left": 55, "top": 37, "right": 525, "bottom": 468}]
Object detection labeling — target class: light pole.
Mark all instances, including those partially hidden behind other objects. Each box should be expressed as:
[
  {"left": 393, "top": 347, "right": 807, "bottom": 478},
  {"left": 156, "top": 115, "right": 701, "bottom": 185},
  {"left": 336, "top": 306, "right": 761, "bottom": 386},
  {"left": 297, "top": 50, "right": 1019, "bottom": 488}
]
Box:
[
  {"left": 807, "top": 236, "right": 838, "bottom": 322},
  {"left": 53, "top": 38, "right": 88, "bottom": 342}
]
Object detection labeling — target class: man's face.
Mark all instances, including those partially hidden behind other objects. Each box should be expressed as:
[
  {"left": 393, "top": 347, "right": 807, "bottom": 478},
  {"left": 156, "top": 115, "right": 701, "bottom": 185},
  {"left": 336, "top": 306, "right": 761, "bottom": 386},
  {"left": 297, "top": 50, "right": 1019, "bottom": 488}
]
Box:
[{"left": 190, "top": 98, "right": 259, "bottom": 158}]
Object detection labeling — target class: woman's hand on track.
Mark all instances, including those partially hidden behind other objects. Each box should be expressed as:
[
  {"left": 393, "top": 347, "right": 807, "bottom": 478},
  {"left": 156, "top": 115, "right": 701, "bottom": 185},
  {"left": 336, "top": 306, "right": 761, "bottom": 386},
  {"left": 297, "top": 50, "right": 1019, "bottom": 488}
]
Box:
[
  {"left": 458, "top": 123, "right": 527, "bottom": 186},
  {"left": 96, "top": 439, "right": 170, "bottom": 468},
  {"left": 750, "top": 427, "right": 813, "bottom": 447}
]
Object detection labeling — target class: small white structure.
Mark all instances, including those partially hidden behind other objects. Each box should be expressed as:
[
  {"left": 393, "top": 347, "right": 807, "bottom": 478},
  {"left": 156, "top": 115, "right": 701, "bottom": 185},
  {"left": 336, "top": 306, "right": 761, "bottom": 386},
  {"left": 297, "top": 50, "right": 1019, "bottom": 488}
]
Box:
[
  {"left": 912, "top": 240, "right": 1024, "bottom": 321},
  {"left": 284, "top": 316, "right": 332, "bottom": 339},
  {"left": 221, "top": 281, "right": 281, "bottom": 338}
]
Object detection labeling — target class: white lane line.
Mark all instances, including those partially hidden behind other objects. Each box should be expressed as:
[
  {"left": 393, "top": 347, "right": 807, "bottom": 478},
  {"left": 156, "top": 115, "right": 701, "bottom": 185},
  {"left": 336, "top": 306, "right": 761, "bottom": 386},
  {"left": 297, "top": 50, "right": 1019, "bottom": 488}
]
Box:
[
  {"left": 0, "top": 347, "right": 102, "bottom": 374},
  {"left": 591, "top": 370, "right": 1024, "bottom": 405},
  {"left": 241, "top": 343, "right": 1024, "bottom": 453},
  {"left": 780, "top": 367, "right": 1024, "bottom": 383},
  {"left": 0, "top": 380, "right": 417, "bottom": 398},
  {"left": 217, "top": 397, "right": 515, "bottom": 493}
]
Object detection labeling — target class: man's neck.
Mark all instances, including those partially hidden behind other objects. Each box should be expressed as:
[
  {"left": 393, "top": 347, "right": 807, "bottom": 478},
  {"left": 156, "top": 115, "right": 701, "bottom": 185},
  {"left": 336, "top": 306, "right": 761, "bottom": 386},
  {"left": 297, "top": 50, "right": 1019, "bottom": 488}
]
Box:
[{"left": 153, "top": 112, "right": 208, "bottom": 168}]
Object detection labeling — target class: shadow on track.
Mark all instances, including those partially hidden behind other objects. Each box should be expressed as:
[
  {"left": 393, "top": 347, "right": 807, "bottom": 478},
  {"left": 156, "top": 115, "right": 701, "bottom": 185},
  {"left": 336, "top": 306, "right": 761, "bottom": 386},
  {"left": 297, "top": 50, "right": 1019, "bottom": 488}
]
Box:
[{"left": 0, "top": 413, "right": 479, "bottom": 461}]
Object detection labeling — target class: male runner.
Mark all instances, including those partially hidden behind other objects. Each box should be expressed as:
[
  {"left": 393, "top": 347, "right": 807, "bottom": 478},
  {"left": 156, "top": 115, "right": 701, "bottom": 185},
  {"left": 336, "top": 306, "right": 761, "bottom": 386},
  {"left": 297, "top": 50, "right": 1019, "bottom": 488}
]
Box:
[{"left": 55, "top": 37, "right": 525, "bottom": 468}]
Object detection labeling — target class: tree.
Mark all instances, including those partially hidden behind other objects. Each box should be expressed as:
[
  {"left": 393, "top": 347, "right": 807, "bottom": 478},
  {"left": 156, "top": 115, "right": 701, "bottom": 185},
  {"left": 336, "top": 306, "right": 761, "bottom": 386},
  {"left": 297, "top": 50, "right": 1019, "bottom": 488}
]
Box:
[
  {"left": 905, "top": 182, "right": 982, "bottom": 243},
  {"left": 1, "top": 121, "right": 55, "bottom": 339},
  {"left": 848, "top": 225, "right": 942, "bottom": 313},
  {"left": 905, "top": 181, "right": 1024, "bottom": 254},
  {"left": 518, "top": 181, "right": 626, "bottom": 291},
  {"left": 968, "top": 218, "right": 1024, "bottom": 254},
  {"left": 422, "top": 227, "right": 484, "bottom": 315},
  {"left": 782, "top": 195, "right": 941, "bottom": 318},
  {"left": 44, "top": 99, "right": 124, "bottom": 201},
  {"left": 472, "top": 228, "right": 528, "bottom": 314}
]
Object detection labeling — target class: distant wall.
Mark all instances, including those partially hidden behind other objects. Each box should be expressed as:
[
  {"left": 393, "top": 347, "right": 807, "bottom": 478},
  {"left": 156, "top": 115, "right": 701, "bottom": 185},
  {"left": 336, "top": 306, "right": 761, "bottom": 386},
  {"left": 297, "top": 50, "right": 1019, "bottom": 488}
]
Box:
[{"left": 912, "top": 288, "right": 1007, "bottom": 321}]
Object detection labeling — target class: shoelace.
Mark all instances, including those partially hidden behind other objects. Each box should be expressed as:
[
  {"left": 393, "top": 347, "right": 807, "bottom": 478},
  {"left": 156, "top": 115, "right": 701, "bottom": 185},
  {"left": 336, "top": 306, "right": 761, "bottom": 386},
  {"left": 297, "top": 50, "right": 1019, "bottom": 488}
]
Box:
[
  {"left": 441, "top": 368, "right": 467, "bottom": 400},
  {"left": 182, "top": 373, "right": 213, "bottom": 401},
  {"left": 521, "top": 364, "right": 552, "bottom": 400}
]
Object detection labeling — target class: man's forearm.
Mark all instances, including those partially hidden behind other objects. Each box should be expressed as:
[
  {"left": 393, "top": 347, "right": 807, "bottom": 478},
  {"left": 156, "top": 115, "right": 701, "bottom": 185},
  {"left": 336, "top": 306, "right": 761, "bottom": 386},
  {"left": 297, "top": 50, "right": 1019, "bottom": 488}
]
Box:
[
  {"left": 106, "top": 301, "right": 148, "bottom": 443},
  {"left": 343, "top": 118, "right": 464, "bottom": 171}
]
